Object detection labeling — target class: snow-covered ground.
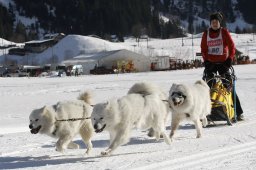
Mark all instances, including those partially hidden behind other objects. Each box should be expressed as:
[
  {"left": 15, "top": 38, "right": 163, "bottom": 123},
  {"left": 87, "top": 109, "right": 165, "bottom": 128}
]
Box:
[{"left": 0, "top": 64, "right": 256, "bottom": 170}]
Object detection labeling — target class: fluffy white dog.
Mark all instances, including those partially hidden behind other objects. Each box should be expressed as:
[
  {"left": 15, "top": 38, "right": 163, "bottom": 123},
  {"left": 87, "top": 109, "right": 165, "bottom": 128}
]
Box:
[
  {"left": 168, "top": 80, "right": 211, "bottom": 139},
  {"left": 29, "top": 91, "right": 94, "bottom": 154},
  {"left": 91, "top": 82, "right": 170, "bottom": 156}
]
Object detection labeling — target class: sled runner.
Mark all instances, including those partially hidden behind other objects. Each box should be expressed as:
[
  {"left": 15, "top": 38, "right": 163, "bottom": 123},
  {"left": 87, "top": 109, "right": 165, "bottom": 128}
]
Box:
[{"left": 203, "top": 66, "right": 237, "bottom": 126}]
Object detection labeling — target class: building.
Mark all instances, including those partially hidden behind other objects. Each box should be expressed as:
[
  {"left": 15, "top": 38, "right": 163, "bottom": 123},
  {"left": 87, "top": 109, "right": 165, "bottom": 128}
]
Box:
[
  {"left": 43, "top": 33, "right": 65, "bottom": 41},
  {"left": 62, "top": 49, "right": 151, "bottom": 74},
  {"left": 10, "top": 33, "right": 66, "bottom": 54},
  {"left": 24, "top": 39, "right": 56, "bottom": 53},
  {"left": 151, "top": 56, "right": 170, "bottom": 71}
]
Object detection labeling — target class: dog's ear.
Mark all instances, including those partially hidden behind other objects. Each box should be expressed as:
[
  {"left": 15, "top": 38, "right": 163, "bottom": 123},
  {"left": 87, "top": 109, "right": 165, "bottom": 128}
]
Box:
[
  {"left": 171, "top": 83, "right": 177, "bottom": 88},
  {"left": 170, "top": 83, "right": 177, "bottom": 92},
  {"left": 103, "top": 101, "right": 109, "bottom": 108},
  {"left": 42, "top": 106, "right": 48, "bottom": 113},
  {"left": 42, "top": 106, "right": 51, "bottom": 116}
]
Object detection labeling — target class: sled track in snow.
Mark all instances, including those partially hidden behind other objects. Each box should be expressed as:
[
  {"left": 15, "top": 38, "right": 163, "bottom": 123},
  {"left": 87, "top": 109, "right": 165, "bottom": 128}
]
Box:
[
  {"left": 0, "top": 143, "right": 43, "bottom": 156},
  {"left": 132, "top": 141, "right": 256, "bottom": 170}
]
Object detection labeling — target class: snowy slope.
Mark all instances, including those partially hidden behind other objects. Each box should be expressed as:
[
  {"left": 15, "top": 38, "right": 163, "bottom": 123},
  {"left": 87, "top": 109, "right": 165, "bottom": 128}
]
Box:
[
  {"left": 0, "top": 64, "right": 256, "bottom": 169},
  {"left": 0, "top": 38, "right": 13, "bottom": 46},
  {"left": 124, "top": 33, "right": 256, "bottom": 60},
  {"left": 34, "top": 35, "right": 132, "bottom": 65},
  {"left": 0, "top": 38, "right": 22, "bottom": 57},
  {"left": 1, "top": 32, "right": 256, "bottom": 65}
]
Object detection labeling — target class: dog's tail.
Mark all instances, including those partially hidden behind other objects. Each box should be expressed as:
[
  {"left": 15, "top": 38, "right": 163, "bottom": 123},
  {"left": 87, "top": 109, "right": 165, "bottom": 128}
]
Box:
[
  {"left": 128, "top": 82, "right": 162, "bottom": 96},
  {"left": 195, "top": 80, "right": 209, "bottom": 89},
  {"left": 78, "top": 91, "right": 93, "bottom": 105}
]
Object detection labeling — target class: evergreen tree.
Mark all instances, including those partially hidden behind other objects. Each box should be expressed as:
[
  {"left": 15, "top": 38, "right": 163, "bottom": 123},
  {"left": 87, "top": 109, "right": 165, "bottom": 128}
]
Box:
[
  {"left": 11, "top": 21, "right": 27, "bottom": 42},
  {"left": 188, "top": 16, "right": 194, "bottom": 33},
  {"left": 237, "top": 0, "right": 256, "bottom": 25},
  {"left": 0, "top": 5, "right": 14, "bottom": 40},
  {"left": 201, "top": 21, "right": 207, "bottom": 31},
  {"left": 132, "top": 23, "right": 143, "bottom": 41}
]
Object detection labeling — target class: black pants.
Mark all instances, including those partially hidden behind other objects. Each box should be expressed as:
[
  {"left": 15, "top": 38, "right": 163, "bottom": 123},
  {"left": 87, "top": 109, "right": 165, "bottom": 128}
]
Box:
[{"left": 204, "top": 62, "right": 243, "bottom": 116}]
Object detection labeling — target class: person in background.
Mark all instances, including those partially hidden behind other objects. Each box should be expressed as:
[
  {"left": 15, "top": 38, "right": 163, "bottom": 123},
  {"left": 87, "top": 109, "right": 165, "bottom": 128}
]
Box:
[
  {"left": 201, "top": 12, "right": 244, "bottom": 121},
  {"left": 75, "top": 67, "right": 79, "bottom": 76}
]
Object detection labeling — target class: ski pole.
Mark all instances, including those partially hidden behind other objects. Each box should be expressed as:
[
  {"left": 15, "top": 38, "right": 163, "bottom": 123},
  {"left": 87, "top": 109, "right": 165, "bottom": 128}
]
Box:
[{"left": 233, "top": 70, "right": 237, "bottom": 122}]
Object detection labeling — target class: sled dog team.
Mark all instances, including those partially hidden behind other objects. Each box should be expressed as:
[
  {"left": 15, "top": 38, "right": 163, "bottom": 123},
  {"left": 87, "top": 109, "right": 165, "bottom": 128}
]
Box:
[{"left": 29, "top": 80, "right": 211, "bottom": 156}]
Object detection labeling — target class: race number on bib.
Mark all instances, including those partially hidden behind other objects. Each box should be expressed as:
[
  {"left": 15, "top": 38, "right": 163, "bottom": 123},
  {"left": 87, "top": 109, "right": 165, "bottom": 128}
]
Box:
[
  {"left": 210, "top": 47, "right": 220, "bottom": 54},
  {"left": 207, "top": 29, "right": 224, "bottom": 56}
]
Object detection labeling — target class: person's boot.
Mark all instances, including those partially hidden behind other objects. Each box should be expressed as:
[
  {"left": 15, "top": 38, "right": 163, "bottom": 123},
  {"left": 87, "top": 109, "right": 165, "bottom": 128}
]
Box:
[{"left": 237, "top": 114, "right": 244, "bottom": 121}]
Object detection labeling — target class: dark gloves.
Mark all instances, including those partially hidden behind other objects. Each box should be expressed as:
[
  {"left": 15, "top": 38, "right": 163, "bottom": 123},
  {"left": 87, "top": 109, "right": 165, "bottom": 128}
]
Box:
[
  {"left": 204, "top": 60, "right": 210, "bottom": 67},
  {"left": 224, "top": 58, "right": 232, "bottom": 68}
]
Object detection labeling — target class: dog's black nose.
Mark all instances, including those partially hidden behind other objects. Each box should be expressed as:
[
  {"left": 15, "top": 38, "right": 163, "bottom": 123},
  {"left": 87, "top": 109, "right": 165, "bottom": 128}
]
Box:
[
  {"left": 29, "top": 124, "right": 33, "bottom": 129},
  {"left": 93, "top": 124, "right": 98, "bottom": 129}
]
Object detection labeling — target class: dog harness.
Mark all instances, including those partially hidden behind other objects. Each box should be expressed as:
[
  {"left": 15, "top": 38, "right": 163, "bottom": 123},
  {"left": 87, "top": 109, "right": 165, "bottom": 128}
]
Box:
[{"left": 51, "top": 103, "right": 91, "bottom": 136}]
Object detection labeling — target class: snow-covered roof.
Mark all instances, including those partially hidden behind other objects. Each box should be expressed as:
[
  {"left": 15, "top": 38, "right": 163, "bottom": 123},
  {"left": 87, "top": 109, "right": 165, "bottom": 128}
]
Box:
[
  {"left": 63, "top": 49, "right": 148, "bottom": 63},
  {"left": 25, "top": 39, "right": 54, "bottom": 44}
]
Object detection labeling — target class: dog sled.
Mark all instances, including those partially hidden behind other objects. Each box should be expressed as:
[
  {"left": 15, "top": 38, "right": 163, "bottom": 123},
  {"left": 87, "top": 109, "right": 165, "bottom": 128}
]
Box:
[{"left": 203, "top": 66, "right": 237, "bottom": 126}]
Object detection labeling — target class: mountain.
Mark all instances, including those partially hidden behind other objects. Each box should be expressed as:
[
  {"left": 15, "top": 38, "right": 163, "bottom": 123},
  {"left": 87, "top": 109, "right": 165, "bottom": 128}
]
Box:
[
  {"left": 157, "top": 0, "right": 256, "bottom": 33},
  {"left": 0, "top": 0, "right": 255, "bottom": 43}
]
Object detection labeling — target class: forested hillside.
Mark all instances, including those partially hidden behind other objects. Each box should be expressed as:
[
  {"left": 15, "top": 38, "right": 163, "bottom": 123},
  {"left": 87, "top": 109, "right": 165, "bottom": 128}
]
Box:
[{"left": 0, "top": 0, "right": 255, "bottom": 43}]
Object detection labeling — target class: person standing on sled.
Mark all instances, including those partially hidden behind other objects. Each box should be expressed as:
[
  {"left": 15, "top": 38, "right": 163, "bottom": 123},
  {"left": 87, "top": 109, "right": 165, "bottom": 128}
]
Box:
[{"left": 200, "top": 12, "right": 244, "bottom": 121}]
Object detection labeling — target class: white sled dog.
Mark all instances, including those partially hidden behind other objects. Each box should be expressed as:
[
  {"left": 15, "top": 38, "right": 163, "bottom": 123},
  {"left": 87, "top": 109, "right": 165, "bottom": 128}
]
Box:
[
  {"left": 91, "top": 82, "right": 170, "bottom": 156},
  {"left": 29, "top": 91, "right": 94, "bottom": 154},
  {"left": 168, "top": 80, "right": 211, "bottom": 139}
]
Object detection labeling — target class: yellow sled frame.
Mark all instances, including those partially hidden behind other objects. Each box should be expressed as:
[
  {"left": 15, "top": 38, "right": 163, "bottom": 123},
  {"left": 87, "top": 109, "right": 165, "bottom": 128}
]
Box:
[{"left": 206, "top": 75, "right": 235, "bottom": 126}]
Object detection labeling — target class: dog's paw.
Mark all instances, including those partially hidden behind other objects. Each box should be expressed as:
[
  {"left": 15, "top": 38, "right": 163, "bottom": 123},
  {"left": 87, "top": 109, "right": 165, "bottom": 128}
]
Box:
[
  {"left": 101, "top": 150, "right": 110, "bottom": 156},
  {"left": 67, "top": 142, "right": 80, "bottom": 149},
  {"left": 55, "top": 147, "right": 64, "bottom": 153},
  {"left": 196, "top": 134, "right": 202, "bottom": 138},
  {"left": 202, "top": 120, "right": 208, "bottom": 128},
  {"left": 164, "top": 137, "right": 172, "bottom": 145},
  {"left": 85, "top": 148, "right": 91, "bottom": 155},
  {"left": 147, "top": 130, "right": 154, "bottom": 137},
  {"left": 55, "top": 145, "right": 64, "bottom": 153}
]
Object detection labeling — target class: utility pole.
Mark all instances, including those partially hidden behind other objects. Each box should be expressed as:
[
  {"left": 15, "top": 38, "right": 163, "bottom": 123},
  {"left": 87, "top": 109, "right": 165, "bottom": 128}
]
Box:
[
  {"left": 51, "top": 46, "right": 55, "bottom": 70},
  {"left": 192, "top": 33, "right": 195, "bottom": 60},
  {"left": 132, "top": 45, "right": 136, "bottom": 52}
]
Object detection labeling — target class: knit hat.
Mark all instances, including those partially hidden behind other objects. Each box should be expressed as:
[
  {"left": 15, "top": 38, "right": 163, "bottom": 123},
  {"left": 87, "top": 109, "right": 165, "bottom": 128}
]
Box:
[{"left": 210, "top": 12, "right": 223, "bottom": 23}]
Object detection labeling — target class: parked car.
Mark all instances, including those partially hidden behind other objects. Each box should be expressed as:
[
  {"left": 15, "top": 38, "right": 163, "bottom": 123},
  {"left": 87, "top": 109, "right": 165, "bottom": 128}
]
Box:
[
  {"left": 0, "top": 67, "right": 8, "bottom": 77},
  {"left": 90, "top": 66, "right": 114, "bottom": 75},
  {"left": 70, "top": 65, "right": 83, "bottom": 75},
  {"left": 57, "top": 69, "right": 66, "bottom": 77},
  {"left": 47, "top": 71, "right": 59, "bottom": 77},
  {"left": 5, "top": 70, "right": 29, "bottom": 77}
]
